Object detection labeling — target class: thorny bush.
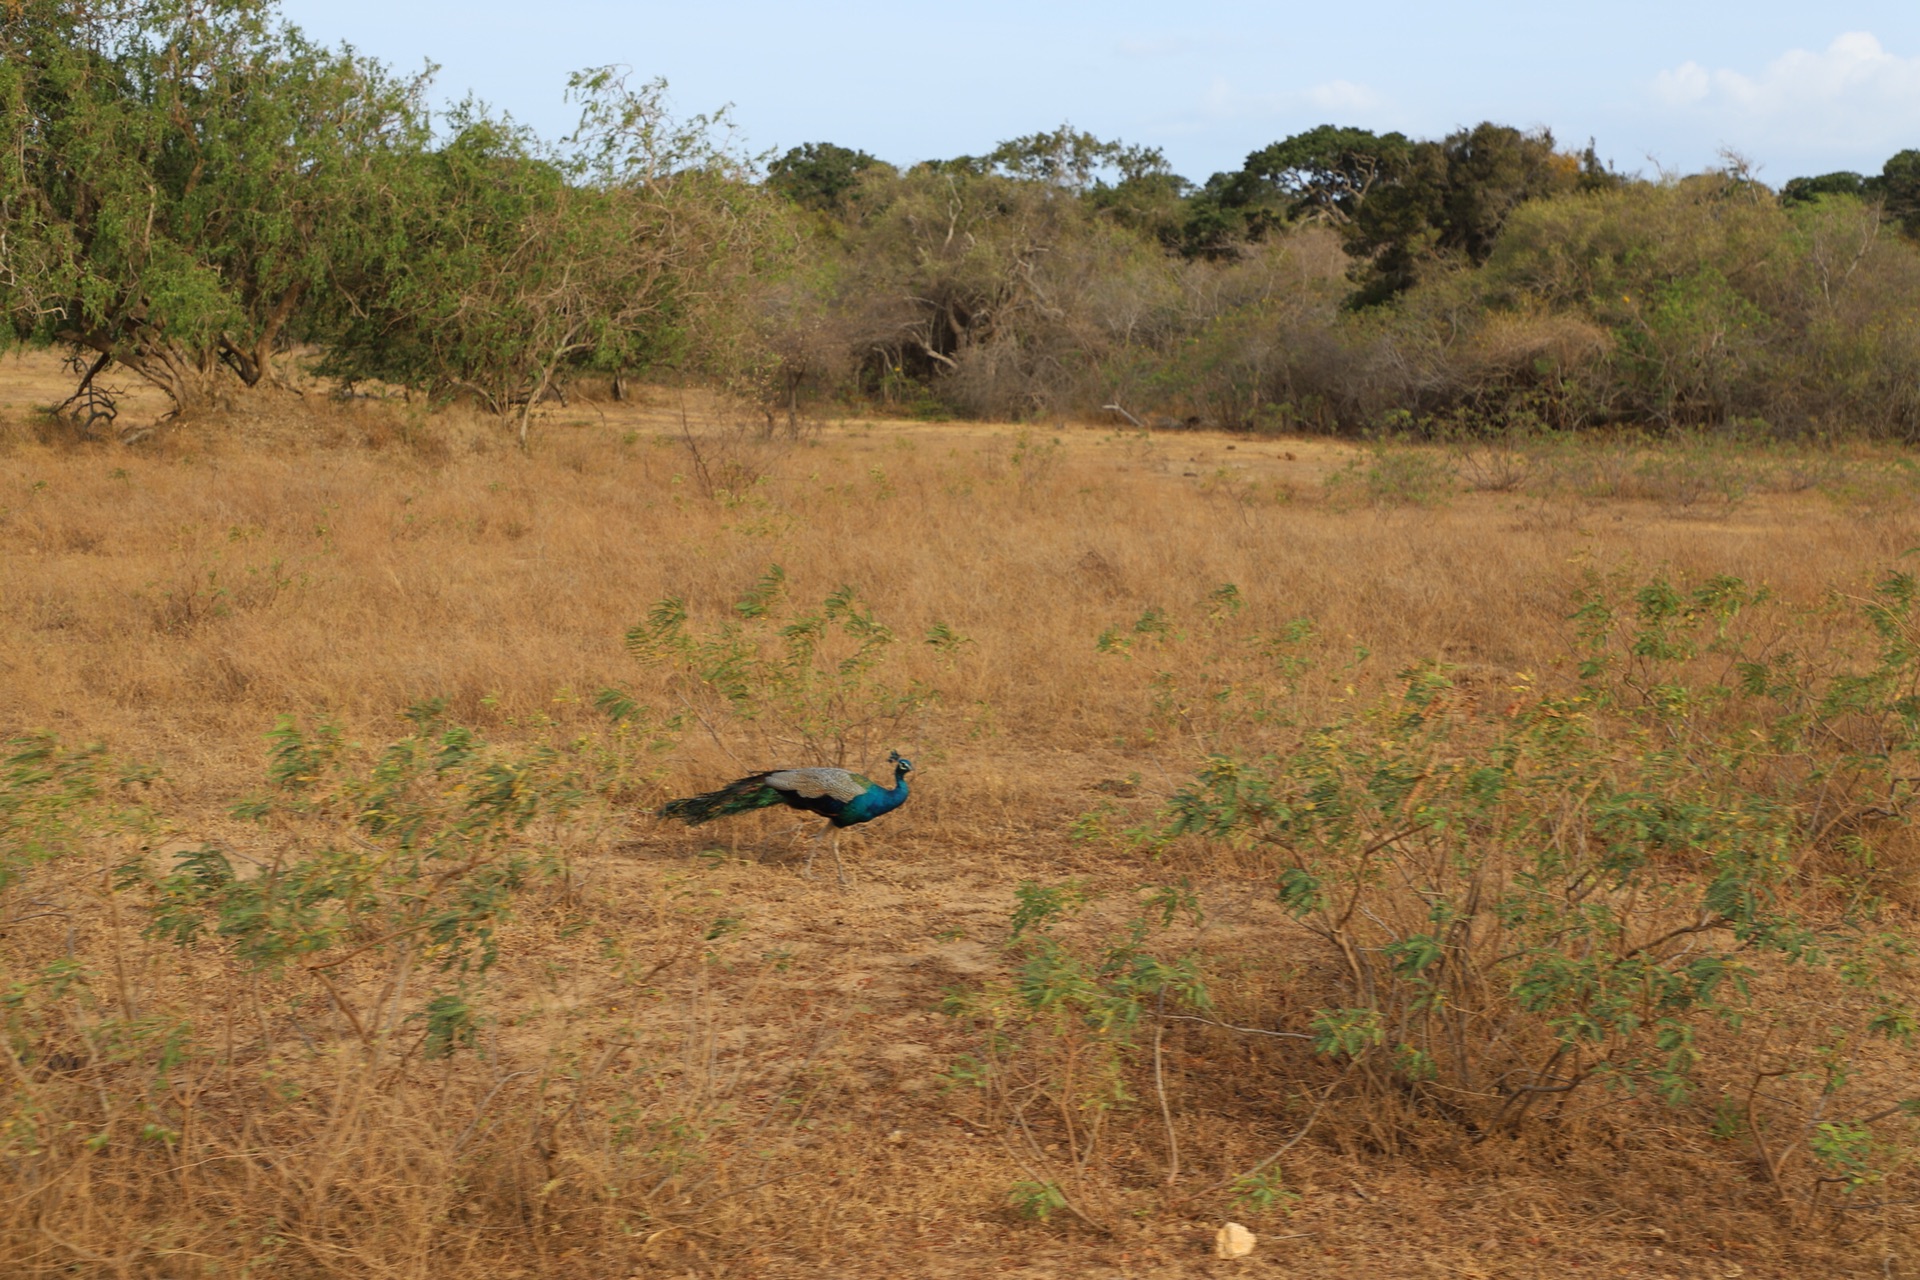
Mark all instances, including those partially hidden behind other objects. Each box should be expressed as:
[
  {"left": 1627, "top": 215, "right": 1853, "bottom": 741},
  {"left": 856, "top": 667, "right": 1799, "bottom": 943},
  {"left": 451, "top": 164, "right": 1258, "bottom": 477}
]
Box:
[
  {"left": 120, "top": 698, "right": 583, "bottom": 1057},
  {"left": 1006, "top": 568, "right": 1920, "bottom": 1223},
  {"left": 1148, "top": 569, "right": 1920, "bottom": 1205},
  {"left": 600, "top": 563, "right": 959, "bottom": 767},
  {"left": 941, "top": 880, "right": 1210, "bottom": 1229}
]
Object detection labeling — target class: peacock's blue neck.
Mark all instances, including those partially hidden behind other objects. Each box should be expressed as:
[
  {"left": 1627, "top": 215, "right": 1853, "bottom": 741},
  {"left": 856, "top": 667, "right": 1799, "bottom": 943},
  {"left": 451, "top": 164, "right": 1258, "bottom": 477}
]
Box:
[
  {"left": 876, "top": 767, "right": 910, "bottom": 811},
  {"left": 839, "top": 767, "right": 909, "bottom": 825}
]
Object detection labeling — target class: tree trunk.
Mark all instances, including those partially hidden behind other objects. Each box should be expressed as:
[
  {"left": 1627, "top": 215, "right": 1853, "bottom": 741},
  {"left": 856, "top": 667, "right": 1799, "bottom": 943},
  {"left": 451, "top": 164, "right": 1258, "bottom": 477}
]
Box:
[
  {"left": 217, "top": 283, "right": 305, "bottom": 388},
  {"left": 59, "top": 327, "right": 225, "bottom": 418}
]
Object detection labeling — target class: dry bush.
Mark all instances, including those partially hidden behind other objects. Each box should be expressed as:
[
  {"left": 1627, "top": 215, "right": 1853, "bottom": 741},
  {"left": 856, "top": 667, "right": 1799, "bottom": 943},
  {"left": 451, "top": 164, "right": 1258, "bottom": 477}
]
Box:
[
  {"left": 1444, "top": 432, "right": 1540, "bottom": 492},
  {"left": 772, "top": 166, "right": 1920, "bottom": 441},
  {"left": 4, "top": 367, "right": 1920, "bottom": 1276}
]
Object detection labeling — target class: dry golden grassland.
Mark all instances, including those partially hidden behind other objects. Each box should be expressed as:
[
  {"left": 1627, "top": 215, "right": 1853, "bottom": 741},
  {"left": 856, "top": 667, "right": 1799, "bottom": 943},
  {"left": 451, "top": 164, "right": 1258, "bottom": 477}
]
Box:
[{"left": 4, "top": 349, "right": 1920, "bottom": 1278}]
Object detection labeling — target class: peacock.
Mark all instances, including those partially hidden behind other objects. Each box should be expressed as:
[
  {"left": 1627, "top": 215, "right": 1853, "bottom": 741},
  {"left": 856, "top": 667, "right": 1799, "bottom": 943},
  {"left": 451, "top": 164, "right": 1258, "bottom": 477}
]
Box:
[{"left": 656, "top": 751, "right": 914, "bottom": 884}]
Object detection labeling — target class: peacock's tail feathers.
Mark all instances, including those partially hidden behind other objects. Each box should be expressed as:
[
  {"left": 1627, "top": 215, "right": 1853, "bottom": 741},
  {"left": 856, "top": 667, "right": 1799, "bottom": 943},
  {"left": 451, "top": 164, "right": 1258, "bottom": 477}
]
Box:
[{"left": 656, "top": 773, "right": 787, "bottom": 826}]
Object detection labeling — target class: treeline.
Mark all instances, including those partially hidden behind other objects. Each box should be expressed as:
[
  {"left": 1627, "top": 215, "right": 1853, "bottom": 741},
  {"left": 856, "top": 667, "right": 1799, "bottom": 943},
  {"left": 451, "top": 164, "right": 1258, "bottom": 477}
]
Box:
[
  {"left": 0, "top": 0, "right": 780, "bottom": 440},
  {"left": 5, "top": 0, "right": 1920, "bottom": 438},
  {"left": 774, "top": 127, "right": 1920, "bottom": 436}
]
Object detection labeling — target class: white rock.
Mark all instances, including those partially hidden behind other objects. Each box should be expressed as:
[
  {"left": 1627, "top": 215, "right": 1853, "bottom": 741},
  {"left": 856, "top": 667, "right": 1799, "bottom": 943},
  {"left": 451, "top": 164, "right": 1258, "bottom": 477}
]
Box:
[{"left": 1215, "top": 1222, "right": 1256, "bottom": 1259}]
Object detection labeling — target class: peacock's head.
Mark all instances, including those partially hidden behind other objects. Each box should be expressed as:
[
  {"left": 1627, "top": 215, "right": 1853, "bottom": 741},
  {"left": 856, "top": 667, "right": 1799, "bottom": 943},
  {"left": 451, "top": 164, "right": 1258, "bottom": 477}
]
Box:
[{"left": 888, "top": 750, "right": 915, "bottom": 774}]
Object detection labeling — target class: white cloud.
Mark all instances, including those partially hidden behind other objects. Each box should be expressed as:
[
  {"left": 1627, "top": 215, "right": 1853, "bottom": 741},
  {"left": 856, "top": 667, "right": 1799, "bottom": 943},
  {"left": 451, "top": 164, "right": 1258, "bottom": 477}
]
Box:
[
  {"left": 1650, "top": 32, "right": 1920, "bottom": 157},
  {"left": 1304, "top": 79, "right": 1381, "bottom": 112},
  {"left": 1651, "top": 61, "right": 1711, "bottom": 107}
]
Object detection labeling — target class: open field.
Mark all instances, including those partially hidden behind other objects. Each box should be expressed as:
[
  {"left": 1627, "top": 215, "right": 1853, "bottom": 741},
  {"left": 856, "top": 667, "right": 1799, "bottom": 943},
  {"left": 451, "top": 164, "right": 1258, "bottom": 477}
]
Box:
[{"left": 5, "top": 349, "right": 1920, "bottom": 1278}]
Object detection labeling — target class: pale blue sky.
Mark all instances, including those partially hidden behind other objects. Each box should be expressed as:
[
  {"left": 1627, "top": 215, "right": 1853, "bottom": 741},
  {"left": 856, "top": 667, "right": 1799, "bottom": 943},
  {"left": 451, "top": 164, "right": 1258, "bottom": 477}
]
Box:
[{"left": 278, "top": 2, "right": 1920, "bottom": 183}]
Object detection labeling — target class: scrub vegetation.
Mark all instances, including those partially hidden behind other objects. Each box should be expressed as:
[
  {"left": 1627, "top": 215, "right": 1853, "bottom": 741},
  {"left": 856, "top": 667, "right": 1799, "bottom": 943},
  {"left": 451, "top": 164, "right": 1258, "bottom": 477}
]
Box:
[
  {"left": 4, "top": 2, "right": 1920, "bottom": 1276},
  {"left": 6, "top": 2, "right": 1920, "bottom": 442}
]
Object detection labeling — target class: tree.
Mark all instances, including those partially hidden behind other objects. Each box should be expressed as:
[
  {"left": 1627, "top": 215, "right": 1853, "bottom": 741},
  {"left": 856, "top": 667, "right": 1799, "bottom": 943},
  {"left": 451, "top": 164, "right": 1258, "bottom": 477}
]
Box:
[
  {"left": 911, "top": 126, "right": 1175, "bottom": 197},
  {"left": 1172, "top": 127, "right": 1415, "bottom": 260},
  {"left": 768, "top": 142, "right": 890, "bottom": 211},
  {"left": 1241, "top": 124, "right": 1413, "bottom": 225},
  {"left": 1779, "top": 153, "right": 1920, "bottom": 238},
  {"left": 1174, "top": 169, "right": 1288, "bottom": 259},
  {"left": 318, "top": 70, "right": 782, "bottom": 445},
  {"left": 1779, "top": 171, "right": 1870, "bottom": 206},
  {"left": 1882, "top": 149, "right": 1920, "bottom": 237},
  {"left": 1345, "top": 122, "right": 1581, "bottom": 304},
  {"left": 0, "top": 0, "right": 425, "bottom": 418},
  {"left": 313, "top": 109, "right": 579, "bottom": 427},
  {"left": 989, "top": 126, "right": 1108, "bottom": 188},
  {"left": 1084, "top": 167, "right": 1193, "bottom": 247}
]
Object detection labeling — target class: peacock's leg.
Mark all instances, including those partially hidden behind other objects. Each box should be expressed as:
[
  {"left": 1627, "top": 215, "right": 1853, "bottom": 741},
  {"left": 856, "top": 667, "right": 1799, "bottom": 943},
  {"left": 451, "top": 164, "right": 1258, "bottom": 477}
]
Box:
[
  {"left": 802, "top": 827, "right": 825, "bottom": 880},
  {"left": 829, "top": 829, "right": 850, "bottom": 888}
]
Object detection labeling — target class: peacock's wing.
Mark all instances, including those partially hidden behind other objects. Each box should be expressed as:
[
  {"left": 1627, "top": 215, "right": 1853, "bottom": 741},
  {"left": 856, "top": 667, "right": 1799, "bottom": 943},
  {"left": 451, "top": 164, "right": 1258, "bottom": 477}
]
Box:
[{"left": 763, "top": 768, "right": 872, "bottom": 803}]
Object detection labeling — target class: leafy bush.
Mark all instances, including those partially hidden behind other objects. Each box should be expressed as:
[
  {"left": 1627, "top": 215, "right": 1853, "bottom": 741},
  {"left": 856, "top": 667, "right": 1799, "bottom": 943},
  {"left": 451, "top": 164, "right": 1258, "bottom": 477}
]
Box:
[
  {"left": 602, "top": 564, "right": 942, "bottom": 766},
  {"left": 983, "top": 569, "right": 1920, "bottom": 1221},
  {"left": 1, "top": 733, "right": 154, "bottom": 927},
  {"left": 0, "top": 0, "right": 428, "bottom": 415},
  {"left": 1324, "top": 435, "right": 1458, "bottom": 506},
  {"left": 942, "top": 881, "right": 1210, "bottom": 1228},
  {"left": 1143, "top": 570, "right": 1920, "bottom": 1199},
  {"left": 124, "top": 699, "right": 581, "bottom": 1054}
]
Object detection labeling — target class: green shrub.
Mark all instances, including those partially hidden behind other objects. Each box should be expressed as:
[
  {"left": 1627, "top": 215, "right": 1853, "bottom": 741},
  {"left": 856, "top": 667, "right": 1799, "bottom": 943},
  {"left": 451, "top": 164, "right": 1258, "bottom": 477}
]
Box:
[
  {"left": 601, "top": 564, "right": 943, "bottom": 766},
  {"left": 126, "top": 699, "right": 581, "bottom": 1054},
  {"left": 1325, "top": 437, "right": 1457, "bottom": 507},
  {"left": 942, "top": 881, "right": 1210, "bottom": 1229},
  {"left": 1, "top": 733, "right": 153, "bottom": 916},
  {"left": 1145, "top": 569, "right": 1920, "bottom": 1196}
]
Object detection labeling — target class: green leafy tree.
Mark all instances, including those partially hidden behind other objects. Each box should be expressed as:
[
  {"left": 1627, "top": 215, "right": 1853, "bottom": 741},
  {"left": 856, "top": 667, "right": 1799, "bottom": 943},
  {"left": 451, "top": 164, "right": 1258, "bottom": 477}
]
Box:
[
  {"left": 1881, "top": 148, "right": 1920, "bottom": 237},
  {"left": 1174, "top": 168, "right": 1290, "bottom": 258},
  {"left": 318, "top": 69, "right": 782, "bottom": 444},
  {"left": 1780, "top": 170, "right": 1872, "bottom": 206},
  {"left": 1172, "top": 125, "right": 1416, "bottom": 259},
  {"left": 985, "top": 125, "right": 1170, "bottom": 193},
  {"left": 1346, "top": 122, "right": 1583, "bottom": 303},
  {"left": 1241, "top": 124, "right": 1414, "bottom": 226},
  {"left": 1782, "top": 150, "right": 1920, "bottom": 236},
  {"left": 914, "top": 127, "right": 1173, "bottom": 195},
  {"left": 767, "top": 141, "right": 891, "bottom": 210},
  {"left": 1083, "top": 165, "right": 1193, "bottom": 246},
  {"left": 0, "top": 0, "right": 426, "bottom": 417}
]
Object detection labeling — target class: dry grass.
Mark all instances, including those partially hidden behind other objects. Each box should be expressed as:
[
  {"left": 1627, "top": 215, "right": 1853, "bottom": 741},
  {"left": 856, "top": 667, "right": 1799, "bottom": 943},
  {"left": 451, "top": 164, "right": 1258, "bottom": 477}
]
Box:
[{"left": 3, "top": 349, "right": 1920, "bottom": 1277}]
